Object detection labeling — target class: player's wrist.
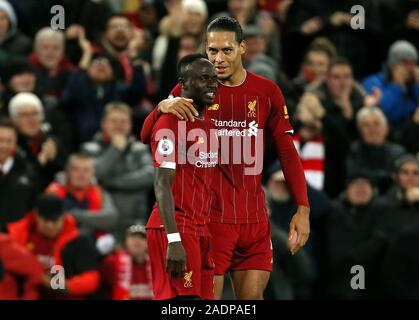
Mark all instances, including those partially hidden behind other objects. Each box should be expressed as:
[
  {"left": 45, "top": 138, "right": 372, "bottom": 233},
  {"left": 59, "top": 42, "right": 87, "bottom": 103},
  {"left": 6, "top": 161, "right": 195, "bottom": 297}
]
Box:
[{"left": 167, "top": 232, "right": 182, "bottom": 244}]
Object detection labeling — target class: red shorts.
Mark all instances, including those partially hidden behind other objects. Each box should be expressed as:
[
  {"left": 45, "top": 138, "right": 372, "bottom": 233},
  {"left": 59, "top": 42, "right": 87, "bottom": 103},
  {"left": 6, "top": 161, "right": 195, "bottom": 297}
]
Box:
[
  {"left": 146, "top": 229, "right": 214, "bottom": 300},
  {"left": 208, "top": 221, "right": 273, "bottom": 275}
]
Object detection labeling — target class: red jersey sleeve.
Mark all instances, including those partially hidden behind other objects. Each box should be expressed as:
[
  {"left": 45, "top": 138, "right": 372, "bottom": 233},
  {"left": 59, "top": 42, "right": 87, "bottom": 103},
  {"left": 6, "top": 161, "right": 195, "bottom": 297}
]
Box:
[
  {"left": 267, "top": 84, "right": 294, "bottom": 139},
  {"left": 151, "top": 115, "right": 180, "bottom": 170},
  {"left": 267, "top": 84, "right": 309, "bottom": 208},
  {"left": 140, "top": 84, "right": 182, "bottom": 144}
]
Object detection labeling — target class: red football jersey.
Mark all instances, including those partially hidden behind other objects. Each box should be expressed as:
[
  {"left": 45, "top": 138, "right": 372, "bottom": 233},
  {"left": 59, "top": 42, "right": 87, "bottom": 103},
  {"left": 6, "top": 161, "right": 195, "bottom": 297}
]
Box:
[
  {"left": 169, "top": 71, "right": 293, "bottom": 224},
  {"left": 129, "top": 261, "right": 154, "bottom": 300},
  {"left": 146, "top": 114, "right": 218, "bottom": 236}
]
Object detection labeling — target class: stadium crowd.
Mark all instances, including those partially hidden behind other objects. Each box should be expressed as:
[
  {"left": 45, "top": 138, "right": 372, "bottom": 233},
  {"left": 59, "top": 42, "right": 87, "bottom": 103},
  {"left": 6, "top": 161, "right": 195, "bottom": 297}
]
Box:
[{"left": 0, "top": 0, "right": 419, "bottom": 299}]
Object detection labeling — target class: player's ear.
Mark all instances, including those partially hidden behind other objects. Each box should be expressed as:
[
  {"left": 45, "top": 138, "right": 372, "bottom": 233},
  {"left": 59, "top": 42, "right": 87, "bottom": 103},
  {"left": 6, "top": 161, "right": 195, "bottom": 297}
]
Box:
[
  {"left": 240, "top": 40, "right": 246, "bottom": 55},
  {"left": 178, "top": 77, "right": 186, "bottom": 89}
]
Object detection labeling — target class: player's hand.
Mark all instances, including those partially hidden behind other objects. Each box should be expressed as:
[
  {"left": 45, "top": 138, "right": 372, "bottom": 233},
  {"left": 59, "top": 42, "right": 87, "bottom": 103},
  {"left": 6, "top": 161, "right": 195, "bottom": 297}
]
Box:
[
  {"left": 157, "top": 97, "right": 198, "bottom": 121},
  {"left": 166, "top": 242, "right": 187, "bottom": 279},
  {"left": 288, "top": 206, "right": 310, "bottom": 255}
]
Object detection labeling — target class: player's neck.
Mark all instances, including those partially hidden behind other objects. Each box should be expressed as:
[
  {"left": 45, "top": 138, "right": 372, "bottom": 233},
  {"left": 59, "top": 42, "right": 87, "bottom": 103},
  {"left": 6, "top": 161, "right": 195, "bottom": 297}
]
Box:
[{"left": 220, "top": 67, "right": 246, "bottom": 86}]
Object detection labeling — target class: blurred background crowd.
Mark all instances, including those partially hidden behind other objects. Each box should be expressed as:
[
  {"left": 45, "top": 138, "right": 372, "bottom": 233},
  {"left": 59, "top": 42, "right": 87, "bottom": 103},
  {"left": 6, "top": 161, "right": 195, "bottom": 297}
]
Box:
[{"left": 0, "top": 0, "right": 419, "bottom": 300}]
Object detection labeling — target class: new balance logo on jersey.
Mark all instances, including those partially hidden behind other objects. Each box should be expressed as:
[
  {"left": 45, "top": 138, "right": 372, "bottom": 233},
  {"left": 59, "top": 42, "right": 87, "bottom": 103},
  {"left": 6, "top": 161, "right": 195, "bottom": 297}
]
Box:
[
  {"left": 248, "top": 121, "right": 258, "bottom": 137},
  {"left": 208, "top": 104, "right": 219, "bottom": 111}
]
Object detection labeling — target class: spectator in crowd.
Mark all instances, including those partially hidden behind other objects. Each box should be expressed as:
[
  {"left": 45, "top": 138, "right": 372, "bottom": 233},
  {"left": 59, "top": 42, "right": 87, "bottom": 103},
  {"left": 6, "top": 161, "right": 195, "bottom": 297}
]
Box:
[
  {"left": 45, "top": 153, "right": 118, "bottom": 239},
  {"left": 284, "top": 0, "right": 381, "bottom": 78},
  {"left": 307, "top": 57, "right": 366, "bottom": 140},
  {"left": 152, "top": 0, "right": 208, "bottom": 100},
  {"left": 62, "top": 51, "right": 146, "bottom": 146},
  {"left": 137, "top": 0, "right": 160, "bottom": 63},
  {"left": 321, "top": 171, "right": 388, "bottom": 299},
  {"left": 264, "top": 191, "right": 315, "bottom": 300},
  {"left": 0, "top": 232, "right": 44, "bottom": 300},
  {"left": 8, "top": 194, "right": 101, "bottom": 300},
  {"left": 293, "top": 93, "right": 326, "bottom": 190},
  {"left": 399, "top": 107, "right": 419, "bottom": 157},
  {"left": 346, "top": 107, "right": 406, "bottom": 194},
  {"left": 242, "top": 25, "right": 278, "bottom": 82},
  {"left": 0, "top": 57, "right": 38, "bottom": 116},
  {"left": 380, "top": 221, "right": 419, "bottom": 299},
  {"left": 292, "top": 37, "right": 336, "bottom": 97},
  {"left": 81, "top": 102, "right": 154, "bottom": 241},
  {"left": 264, "top": 160, "right": 331, "bottom": 296},
  {"left": 29, "top": 28, "right": 75, "bottom": 107},
  {"left": 100, "top": 225, "right": 153, "bottom": 300},
  {"left": 9, "top": 92, "right": 66, "bottom": 192},
  {"left": 379, "top": 154, "right": 419, "bottom": 239},
  {"left": 380, "top": 0, "right": 419, "bottom": 53},
  {"left": 362, "top": 40, "right": 419, "bottom": 131},
  {"left": 305, "top": 57, "right": 366, "bottom": 195},
  {"left": 0, "top": 0, "right": 31, "bottom": 64},
  {"left": 213, "top": 0, "right": 280, "bottom": 63},
  {"left": 99, "top": 13, "right": 147, "bottom": 84},
  {"left": 0, "top": 118, "right": 36, "bottom": 232}
]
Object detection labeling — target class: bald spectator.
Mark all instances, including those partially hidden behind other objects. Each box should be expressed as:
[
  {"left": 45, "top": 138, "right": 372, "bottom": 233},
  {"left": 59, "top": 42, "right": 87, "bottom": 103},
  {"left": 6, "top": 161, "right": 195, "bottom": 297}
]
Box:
[
  {"left": 81, "top": 102, "right": 153, "bottom": 241},
  {"left": 9, "top": 92, "right": 66, "bottom": 191},
  {"left": 346, "top": 107, "right": 406, "bottom": 194}
]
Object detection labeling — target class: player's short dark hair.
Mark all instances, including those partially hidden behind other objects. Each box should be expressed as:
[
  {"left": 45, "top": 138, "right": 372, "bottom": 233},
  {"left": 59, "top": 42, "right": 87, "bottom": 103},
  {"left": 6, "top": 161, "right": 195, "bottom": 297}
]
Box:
[
  {"left": 0, "top": 117, "right": 15, "bottom": 132},
  {"left": 177, "top": 53, "right": 207, "bottom": 82},
  {"left": 328, "top": 56, "right": 352, "bottom": 72},
  {"left": 207, "top": 16, "right": 243, "bottom": 43}
]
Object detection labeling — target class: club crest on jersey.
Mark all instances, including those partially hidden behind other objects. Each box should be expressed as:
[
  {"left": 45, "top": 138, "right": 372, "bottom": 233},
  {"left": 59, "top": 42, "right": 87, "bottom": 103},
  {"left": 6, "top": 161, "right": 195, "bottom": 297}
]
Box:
[
  {"left": 283, "top": 105, "right": 289, "bottom": 119},
  {"left": 183, "top": 271, "right": 193, "bottom": 288},
  {"left": 197, "top": 136, "right": 205, "bottom": 144},
  {"left": 208, "top": 104, "right": 219, "bottom": 111},
  {"left": 247, "top": 100, "right": 257, "bottom": 117},
  {"left": 157, "top": 138, "right": 174, "bottom": 155}
]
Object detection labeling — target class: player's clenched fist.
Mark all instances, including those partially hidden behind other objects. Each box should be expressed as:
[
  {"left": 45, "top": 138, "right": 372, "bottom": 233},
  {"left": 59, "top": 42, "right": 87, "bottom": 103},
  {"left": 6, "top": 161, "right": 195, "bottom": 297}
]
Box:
[{"left": 166, "top": 242, "right": 187, "bottom": 279}]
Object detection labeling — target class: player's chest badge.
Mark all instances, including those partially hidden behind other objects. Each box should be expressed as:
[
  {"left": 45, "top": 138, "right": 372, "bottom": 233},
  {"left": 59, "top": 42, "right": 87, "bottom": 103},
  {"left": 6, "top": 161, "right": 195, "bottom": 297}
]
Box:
[{"left": 247, "top": 100, "right": 257, "bottom": 117}]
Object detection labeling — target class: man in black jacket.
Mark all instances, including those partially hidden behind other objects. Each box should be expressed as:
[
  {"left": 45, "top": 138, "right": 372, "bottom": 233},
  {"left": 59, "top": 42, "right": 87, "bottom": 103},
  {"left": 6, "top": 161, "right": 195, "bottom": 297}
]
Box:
[
  {"left": 322, "top": 171, "right": 388, "bottom": 299},
  {"left": 0, "top": 118, "right": 36, "bottom": 232},
  {"left": 8, "top": 92, "right": 67, "bottom": 192},
  {"left": 346, "top": 106, "right": 406, "bottom": 195}
]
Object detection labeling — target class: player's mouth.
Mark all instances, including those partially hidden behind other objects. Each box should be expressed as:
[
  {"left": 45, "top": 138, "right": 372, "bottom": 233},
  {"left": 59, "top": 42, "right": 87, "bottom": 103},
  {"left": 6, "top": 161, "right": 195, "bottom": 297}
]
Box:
[
  {"left": 215, "top": 66, "right": 227, "bottom": 74},
  {"left": 206, "top": 91, "right": 215, "bottom": 99}
]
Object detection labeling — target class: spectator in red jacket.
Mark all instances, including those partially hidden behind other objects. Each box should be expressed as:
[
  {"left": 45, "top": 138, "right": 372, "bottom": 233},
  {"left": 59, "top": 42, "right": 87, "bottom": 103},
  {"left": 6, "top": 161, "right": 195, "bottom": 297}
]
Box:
[
  {"left": 100, "top": 225, "right": 153, "bottom": 300},
  {"left": 0, "top": 232, "right": 44, "bottom": 300},
  {"left": 8, "top": 194, "right": 101, "bottom": 300},
  {"left": 45, "top": 152, "right": 118, "bottom": 238}
]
